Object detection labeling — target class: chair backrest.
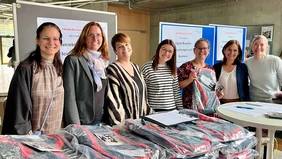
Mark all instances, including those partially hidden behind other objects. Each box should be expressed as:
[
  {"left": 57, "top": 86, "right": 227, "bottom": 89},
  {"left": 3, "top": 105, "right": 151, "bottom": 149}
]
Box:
[{"left": 3, "top": 97, "right": 6, "bottom": 111}]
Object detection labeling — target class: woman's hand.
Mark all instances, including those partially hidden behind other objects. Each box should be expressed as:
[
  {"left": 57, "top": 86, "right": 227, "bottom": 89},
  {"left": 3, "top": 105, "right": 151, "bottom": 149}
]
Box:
[
  {"left": 216, "top": 91, "right": 224, "bottom": 99},
  {"left": 179, "top": 70, "right": 198, "bottom": 89},
  {"left": 189, "top": 71, "right": 198, "bottom": 81}
]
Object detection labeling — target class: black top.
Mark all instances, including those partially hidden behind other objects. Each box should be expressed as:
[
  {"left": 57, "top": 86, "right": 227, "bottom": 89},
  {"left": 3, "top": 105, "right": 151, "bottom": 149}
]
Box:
[
  {"left": 92, "top": 77, "right": 108, "bottom": 125},
  {"left": 2, "top": 59, "right": 33, "bottom": 135}
]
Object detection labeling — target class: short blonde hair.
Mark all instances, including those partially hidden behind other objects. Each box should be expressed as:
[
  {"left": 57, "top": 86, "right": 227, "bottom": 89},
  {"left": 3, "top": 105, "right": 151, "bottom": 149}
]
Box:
[
  {"left": 194, "top": 38, "right": 210, "bottom": 48},
  {"left": 251, "top": 35, "right": 268, "bottom": 47}
]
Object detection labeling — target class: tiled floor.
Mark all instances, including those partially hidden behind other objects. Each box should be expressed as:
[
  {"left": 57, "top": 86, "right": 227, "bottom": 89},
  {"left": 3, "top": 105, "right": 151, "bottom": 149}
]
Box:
[
  {"left": 0, "top": 65, "right": 14, "bottom": 96},
  {"left": 274, "top": 150, "right": 282, "bottom": 158},
  {"left": 275, "top": 138, "right": 282, "bottom": 158}
]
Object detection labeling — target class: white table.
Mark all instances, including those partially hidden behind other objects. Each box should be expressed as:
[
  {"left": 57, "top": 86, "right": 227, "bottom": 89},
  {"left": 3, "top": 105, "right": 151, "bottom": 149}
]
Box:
[{"left": 216, "top": 102, "right": 282, "bottom": 159}]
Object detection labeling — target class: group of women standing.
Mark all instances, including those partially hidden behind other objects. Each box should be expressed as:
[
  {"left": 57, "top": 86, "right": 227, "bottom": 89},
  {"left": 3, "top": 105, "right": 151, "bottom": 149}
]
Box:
[
  {"left": 2, "top": 21, "right": 282, "bottom": 135},
  {"left": 2, "top": 21, "right": 181, "bottom": 135},
  {"left": 178, "top": 35, "right": 282, "bottom": 111},
  {"left": 214, "top": 35, "right": 282, "bottom": 104}
]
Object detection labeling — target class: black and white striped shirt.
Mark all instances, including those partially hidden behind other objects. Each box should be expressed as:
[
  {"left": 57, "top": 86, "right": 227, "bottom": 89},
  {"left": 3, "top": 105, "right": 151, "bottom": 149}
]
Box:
[
  {"left": 141, "top": 61, "right": 183, "bottom": 111},
  {"left": 107, "top": 62, "right": 153, "bottom": 125}
]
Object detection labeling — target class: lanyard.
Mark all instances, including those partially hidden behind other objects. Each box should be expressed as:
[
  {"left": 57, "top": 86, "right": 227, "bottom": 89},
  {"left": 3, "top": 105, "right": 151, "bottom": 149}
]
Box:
[{"left": 38, "top": 77, "right": 58, "bottom": 133}]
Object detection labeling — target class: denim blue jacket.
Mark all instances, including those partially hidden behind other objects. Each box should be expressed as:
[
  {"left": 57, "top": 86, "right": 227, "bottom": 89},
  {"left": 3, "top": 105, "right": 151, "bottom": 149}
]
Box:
[{"left": 213, "top": 62, "right": 250, "bottom": 101}]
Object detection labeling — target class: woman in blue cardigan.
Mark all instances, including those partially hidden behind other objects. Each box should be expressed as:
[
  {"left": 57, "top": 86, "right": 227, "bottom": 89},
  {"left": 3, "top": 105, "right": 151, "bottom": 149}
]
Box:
[{"left": 213, "top": 40, "right": 250, "bottom": 104}]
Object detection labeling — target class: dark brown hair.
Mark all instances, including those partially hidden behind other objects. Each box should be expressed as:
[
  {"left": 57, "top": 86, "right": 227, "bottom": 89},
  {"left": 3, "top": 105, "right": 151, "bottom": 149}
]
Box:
[
  {"left": 26, "top": 22, "right": 63, "bottom": 76},
  {"left": 70, "top": 22, "right": 109, "bottom": 60},
  {"left": 222, "top": 40, "right": 242, "bottom": 65},
  {"left": 152, "top": 39, "right": 177, "bottom": 76}
]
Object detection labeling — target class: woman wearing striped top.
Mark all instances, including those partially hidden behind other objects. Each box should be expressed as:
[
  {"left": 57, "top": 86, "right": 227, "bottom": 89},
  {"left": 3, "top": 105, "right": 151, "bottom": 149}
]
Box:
[
  {"left": 107, "top": 33, "right": 153, "bottom": 125},
  {"left": 141, "top": 39, "right": 183, "bottom": 112}
]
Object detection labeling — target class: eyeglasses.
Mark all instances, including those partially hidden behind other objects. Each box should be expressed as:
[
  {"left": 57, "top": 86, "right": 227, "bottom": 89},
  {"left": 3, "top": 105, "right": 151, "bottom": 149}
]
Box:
[
  {"left": 87, "top": 33, "right": 102, "bottom": 39},
  {"left": 195, "top": 47, "right": 209, "bottom": 51},
  {"left": 161, "top": 47, "right": 173, "bottom": 54},
  {"left": 41, "top": 37, "right": 61, "bottom": 42}
]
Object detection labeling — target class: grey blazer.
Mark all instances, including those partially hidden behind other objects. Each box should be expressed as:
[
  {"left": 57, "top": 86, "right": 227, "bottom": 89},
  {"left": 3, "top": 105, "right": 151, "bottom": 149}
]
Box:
[{"left": 63, "top": 55, "right": 108, "bottom": 126}]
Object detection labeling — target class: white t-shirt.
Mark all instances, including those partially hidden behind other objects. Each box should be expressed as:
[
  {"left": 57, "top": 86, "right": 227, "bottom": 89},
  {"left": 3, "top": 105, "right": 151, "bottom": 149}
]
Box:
[
  {"left": 245, "top": 55, "right": 282, "bottom": 102},
  {"left": 219, "top": 66, "right": 239, "bottom": 99}
]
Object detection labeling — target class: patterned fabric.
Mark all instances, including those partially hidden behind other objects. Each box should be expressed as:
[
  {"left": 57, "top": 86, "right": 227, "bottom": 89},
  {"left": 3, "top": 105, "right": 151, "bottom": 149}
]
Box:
[
  {"left": 218, "top": 149, "right": 259, "bottom": 159},
  {"left": 0, "top": 114, "right": 258, "bottom": 159},
  {"left": 125, "top": 119, "right": 225, "bottom": 158},
  {"left": 192, "top": 68, "right": 220, "bottom": 114},
  {"left": 177, "top": 61, "right": 214, "bottom": 109},
  {"left": 220, "top": 136, "right": 258, "bottom": 154},
  {"left": 107, "top": 62, "right": 153, "bottom": 125},
  {"left": 65, "top": 124, "right": 165, "bottom": 159},
  {"left": 112, "top": 128, "right": 167, "bottom": 159},
  {"left": 178, "top": 109, "right": 253, "bottom": 142},
  {"left": 31, "top": 59, "right": 64, "bottom": 134},
  {"left": 64, "top": 125, "right": 134, "bottom": 158},
  {"left": 141, "top": 61, "right": 183, "bottom": 111},
  {"left": 83, "top": 49, "right": 108, "bottom": 92},
  {"left": 0, "top": 132, "right": 109, "bottom": 159}
]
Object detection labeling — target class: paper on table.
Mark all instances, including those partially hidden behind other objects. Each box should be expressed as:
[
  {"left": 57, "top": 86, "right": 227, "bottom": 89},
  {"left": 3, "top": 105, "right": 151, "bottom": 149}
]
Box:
[
  {"left": 222, "top": 105, "right": 268, "bottom": 116},
  {"left": 244, "top": 102, "right": 282, "bottom": 114},
  {"left": 249, "top": 103, "right": 282, "bottom": 112},
  {"left": 143, "top": 110, "right": 198, "bottom": 126}
]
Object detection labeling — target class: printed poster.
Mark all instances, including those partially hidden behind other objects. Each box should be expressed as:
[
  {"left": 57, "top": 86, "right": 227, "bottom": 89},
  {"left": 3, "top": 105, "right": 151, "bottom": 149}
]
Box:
[
  {"left": 162, "top": 25, "right": 202, "bottom": 67},
  {"left": 216, "top": 27, "right": 243, "bottom": 60},
  {"left": 261, "top": 26, "right": 273, "bottom": 42}
]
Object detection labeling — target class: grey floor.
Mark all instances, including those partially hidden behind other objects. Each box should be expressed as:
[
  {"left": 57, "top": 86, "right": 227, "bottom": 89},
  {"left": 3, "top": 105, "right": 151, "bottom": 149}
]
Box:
[{"left": 273, "top": 150, "right": 282, "bottom": 159}]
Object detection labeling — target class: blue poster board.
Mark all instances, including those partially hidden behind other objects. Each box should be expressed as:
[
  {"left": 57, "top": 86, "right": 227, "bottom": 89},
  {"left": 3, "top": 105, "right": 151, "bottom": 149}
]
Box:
[
  {"left": 209, "top": 24, "right": 247, "bottom": 64},
  {"left": 160, "top": 22, "right": 215, "bottom": 67}
]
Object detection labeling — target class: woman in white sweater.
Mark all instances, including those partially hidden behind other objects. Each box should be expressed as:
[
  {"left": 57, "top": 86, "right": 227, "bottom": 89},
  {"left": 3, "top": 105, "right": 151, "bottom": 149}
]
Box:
[
  {"left": 141, "top": 39, "right": 183, "bottom": 112},
  {"left": 245, "top": 35, "right": 282, "bottom": 102}
]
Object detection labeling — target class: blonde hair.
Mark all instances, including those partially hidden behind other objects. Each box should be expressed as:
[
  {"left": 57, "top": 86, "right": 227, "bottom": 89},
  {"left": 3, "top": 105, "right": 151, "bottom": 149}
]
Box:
[
  {"left": 251, "top": 35, "right": 268, "bottom": 47},
  {"left": 194, "top": 38, "right": 210, "bottom": 48}
]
